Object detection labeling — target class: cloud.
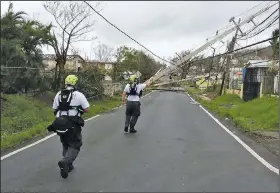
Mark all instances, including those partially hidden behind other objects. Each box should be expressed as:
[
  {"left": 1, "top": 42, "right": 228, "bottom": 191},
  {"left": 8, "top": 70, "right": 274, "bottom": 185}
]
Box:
[{"left": 1, "top": 1, "right": 278, "bottom": 63}]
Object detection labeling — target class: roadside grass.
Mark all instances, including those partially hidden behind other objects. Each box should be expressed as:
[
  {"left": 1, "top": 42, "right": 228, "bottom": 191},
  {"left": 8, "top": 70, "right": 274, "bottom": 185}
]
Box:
[
  {"left": 184, "top": 85, "right": 203, "bottom": 95},
  {"left": 187, "top": 90, "right": 278, "bottom": 133},
  {"left": 1, "top": 89, "right": 153, "bottom": 150},
  {"left": 1, "top": 94, "right": 122, "bottom": 150}
]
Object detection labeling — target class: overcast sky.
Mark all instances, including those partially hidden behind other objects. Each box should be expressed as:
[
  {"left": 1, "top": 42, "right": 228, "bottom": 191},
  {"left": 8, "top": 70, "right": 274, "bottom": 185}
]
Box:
[{"left": 1, "top": 1, "right": 278, "bottom": 64}]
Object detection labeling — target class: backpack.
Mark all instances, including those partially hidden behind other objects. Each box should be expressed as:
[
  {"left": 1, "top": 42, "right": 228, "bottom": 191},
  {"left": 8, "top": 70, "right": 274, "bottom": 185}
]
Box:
[
  {"left": 127, "top": 83, "right": 140, "bottom": 96},
  {"left": 57, "top": 89, "right": 75, "bottom": 115},
  {"left": 50, "top": 88, "right": 84, "bottom": 136}
]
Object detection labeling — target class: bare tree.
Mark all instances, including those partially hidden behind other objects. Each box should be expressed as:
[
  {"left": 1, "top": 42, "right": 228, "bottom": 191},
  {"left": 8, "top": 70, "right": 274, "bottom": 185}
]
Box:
[
  {"left": 93, "top": 42, "right": 115, "bottom": 62},
  {"left": 43, "top": 1, "right": 101, "bottom": 89}
]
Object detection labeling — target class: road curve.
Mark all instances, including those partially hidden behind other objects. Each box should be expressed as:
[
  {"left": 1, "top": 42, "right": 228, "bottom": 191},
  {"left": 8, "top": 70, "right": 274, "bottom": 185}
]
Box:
[{"left": 1, "top": 91, "right": 278, "bottom": 192}]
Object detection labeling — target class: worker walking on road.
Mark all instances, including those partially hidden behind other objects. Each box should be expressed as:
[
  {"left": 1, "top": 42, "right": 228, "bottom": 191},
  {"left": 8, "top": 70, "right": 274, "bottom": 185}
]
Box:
[
  {"left": 47, "top": 75, "right": 90, "bottom": 179},
  {"left": 122, "top": 74, "right": 151, "bottom": 133}
]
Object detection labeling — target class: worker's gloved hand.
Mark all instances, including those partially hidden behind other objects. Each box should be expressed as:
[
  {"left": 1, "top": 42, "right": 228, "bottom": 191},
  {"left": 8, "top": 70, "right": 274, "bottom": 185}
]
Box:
[
  {"left": 77, "top": 106, "right": 84, "bottom": 115},
  {"left": 53, "top": 109, "right": 58, "bottom": 116},
  {"left": 47, "top": 124, "right": 55, "bottom": 132}
]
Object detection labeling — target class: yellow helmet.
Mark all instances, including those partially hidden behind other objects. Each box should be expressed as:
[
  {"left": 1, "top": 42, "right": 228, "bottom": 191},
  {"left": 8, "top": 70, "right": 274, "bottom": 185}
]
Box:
[
  {"left": 129, "top": 74, "right": 138, "bottom": 82},
  {"left": 65, "top": 74, "right": 78, "bottom": 86}
]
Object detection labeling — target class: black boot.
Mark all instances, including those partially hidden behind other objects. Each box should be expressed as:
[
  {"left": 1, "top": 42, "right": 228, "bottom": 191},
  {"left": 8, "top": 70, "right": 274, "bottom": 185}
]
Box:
[
  {"left": 129, "top": 128, "right": 137, "bottom": 133},
  {"left": 124, "top": 126, "right": 129, "bottom": 133},
  {"left": 58, "top": 160, "right": 69, "bottom": 179},
  {"left": 68, "top": 163, "right": 74, "bottom": 172}
]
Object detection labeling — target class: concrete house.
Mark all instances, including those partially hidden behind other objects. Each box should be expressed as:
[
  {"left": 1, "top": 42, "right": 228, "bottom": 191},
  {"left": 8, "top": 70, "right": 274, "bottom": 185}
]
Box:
[
  {"left": 42, "top": 54, "right": 84, "bottom": 72},
  {"left": 83, "top": 60, "right": 115, "bottom": 82}
]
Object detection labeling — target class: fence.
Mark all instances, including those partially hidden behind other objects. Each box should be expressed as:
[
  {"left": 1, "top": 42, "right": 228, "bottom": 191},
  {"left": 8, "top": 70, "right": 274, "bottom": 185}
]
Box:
[
  {"left": 273, "top": 75, "right": 279, "bottom": 94},
  {"left": 230, "top": 78, "right": 242, "bottom": 90},
  {"left": 262, "top": 75, "right": 276, "bottom": 95}
]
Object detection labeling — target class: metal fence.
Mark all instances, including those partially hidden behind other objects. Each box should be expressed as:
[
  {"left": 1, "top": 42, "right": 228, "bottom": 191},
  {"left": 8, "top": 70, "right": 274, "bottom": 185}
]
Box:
[
  {"left": 262, "top": 75, "right": 276, "bottom": 94},
  {"left": 230, "top": 78, "right": 242, "bottom": 90}
]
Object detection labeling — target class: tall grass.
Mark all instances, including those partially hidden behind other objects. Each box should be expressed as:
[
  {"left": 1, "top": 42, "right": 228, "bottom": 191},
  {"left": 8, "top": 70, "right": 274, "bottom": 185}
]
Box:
[{"left": 200, "top": 94, "right": 278, "bottom": 132}]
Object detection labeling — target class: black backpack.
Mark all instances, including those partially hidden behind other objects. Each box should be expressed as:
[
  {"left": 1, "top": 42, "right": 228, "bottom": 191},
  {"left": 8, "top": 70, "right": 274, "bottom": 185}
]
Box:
[
  {"left": 127, "top": 83, "right": 142, "bottom": 97},
  {"left": 57, "top": 89, "right": 75, "bottom": 114},
  {"left": 49, "top": 88, "right": 84, "bottom": 137}
]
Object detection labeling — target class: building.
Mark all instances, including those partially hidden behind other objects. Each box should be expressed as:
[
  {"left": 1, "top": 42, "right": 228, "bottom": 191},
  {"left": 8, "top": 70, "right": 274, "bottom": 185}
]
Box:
[
  {"left": 42, "top": 54, "right": 84, "bottom": 72},
  {"left": 242, "top": 60, "right": 278, "bottom": 101},
  {"left": 84, "top": 60, "right": 114, "bottom": 70},
  {"left": 83, "top": 60, "right": 115, "bottom": 82}
]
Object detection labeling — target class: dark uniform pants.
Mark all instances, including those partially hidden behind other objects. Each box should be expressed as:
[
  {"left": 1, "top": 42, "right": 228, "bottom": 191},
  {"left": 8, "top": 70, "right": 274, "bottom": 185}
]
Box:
[
  {"left": 60, "top": 129, "right": 82, "bottom": 164},
  {"left": 125, "top": 101, "right": 141, "bottom": 129}
]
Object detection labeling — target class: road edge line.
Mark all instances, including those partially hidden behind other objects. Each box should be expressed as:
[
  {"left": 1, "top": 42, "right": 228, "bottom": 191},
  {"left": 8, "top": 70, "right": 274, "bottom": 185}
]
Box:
[
  {"left": 1, "top": 91, "right": 155, "bottom": 161},
  {"left": 187, "top": 94, "right": 279, "bottom": 175}
]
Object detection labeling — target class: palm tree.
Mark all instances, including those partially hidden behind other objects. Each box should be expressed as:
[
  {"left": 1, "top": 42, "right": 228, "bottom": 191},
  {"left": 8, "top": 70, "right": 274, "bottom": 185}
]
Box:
[{"left": 1, "top": 2, "right": 54, "bottom": 93}]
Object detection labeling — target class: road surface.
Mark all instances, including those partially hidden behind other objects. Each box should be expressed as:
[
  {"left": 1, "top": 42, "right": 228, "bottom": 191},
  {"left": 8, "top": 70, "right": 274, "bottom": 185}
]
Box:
[{"left": 1, "top": 91, "right": 279, "bottom": 192}]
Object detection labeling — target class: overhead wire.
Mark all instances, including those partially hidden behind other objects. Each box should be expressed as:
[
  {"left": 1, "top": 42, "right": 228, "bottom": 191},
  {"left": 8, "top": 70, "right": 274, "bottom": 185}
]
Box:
[
  {"left": 83, "top": 1, "right": 175, "bottom": 65},
  {"left": 190, "top": 36, "right": 278, "bottom": 63},
  {"left": 204, "top": 1, "right": 275, "bottom": 43},
  {"left": 238, "top": 15, "right": 279, "bottom": 40},
  {"left": 237, "top": 7, "right": 279, "bottom": 39},
  {"left": 84, "top": 0, "right": 278, "bottom": 77},
  {"left": 234, "top": 1, "right": 272, "bottom": 18}
]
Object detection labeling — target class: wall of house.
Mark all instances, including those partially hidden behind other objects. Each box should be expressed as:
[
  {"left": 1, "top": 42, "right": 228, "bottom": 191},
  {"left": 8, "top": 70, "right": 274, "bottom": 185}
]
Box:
[
  {"left": 42, "top": 58, "right": 82, "bottom": 72},
  {"left": 102, "top": 82, "right": 123, "bottom": 96},
  {"left": 104, "top": 63, "right": 113, "bottom": 69},
  {"left": 104, "top": 75, "right": 112, "bottom": 81},
  {"left": 43, "top": 59, "right": 56, "bottom": 70}
]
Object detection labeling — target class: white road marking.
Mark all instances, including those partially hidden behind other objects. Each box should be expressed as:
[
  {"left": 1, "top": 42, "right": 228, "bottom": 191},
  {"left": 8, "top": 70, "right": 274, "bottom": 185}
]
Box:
[
  {"left": 187, "top": 94, "right": 279, "bottom": 175},
  {"left": 1, "top": 91, "right": 155, "bottom": 160},
  {"left": 84, "top": 115, "right": 100, "bottom": 121}
]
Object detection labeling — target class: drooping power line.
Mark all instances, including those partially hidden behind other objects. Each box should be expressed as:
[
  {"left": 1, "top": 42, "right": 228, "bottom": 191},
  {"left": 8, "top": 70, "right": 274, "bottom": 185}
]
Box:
[{"left": 83, "top": 1, "right": 175, "bottom": 65}]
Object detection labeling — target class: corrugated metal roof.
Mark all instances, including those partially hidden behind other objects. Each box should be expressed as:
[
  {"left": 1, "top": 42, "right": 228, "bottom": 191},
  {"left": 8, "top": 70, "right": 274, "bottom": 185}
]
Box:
[{"left": 246, "top": 60, "right": 274, "bottom": 68}]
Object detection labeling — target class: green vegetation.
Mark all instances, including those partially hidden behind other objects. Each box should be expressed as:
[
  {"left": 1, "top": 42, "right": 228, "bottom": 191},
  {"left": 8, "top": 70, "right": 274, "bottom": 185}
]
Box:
[
  {"left": 112, "top": 46, "right": 164, "bottom": 82},
  {"left": 184, "top": 85, "right": 203, "bottom": 95},
  {"left": 1, "top": 89, "right": 153, "bottom": 150},
  {"left": 1, "top": 94, "right": 121, "bottom": 150},
  {"left": 196, "top": 93, "right": 278, "bottom": 133}
]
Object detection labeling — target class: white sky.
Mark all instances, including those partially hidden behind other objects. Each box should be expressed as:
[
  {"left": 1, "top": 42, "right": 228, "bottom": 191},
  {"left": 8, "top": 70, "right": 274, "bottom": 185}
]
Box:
[{"left": 1, "top": 1, "right": 279, "bottom": 65}]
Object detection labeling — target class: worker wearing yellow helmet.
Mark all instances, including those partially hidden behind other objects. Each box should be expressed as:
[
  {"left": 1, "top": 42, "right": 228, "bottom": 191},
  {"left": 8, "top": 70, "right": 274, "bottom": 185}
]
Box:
[
  {"left": 47, "top": 74, "right": 90, "bottom": 179},
  {"left": 122, "top": 74, "right": 151, "bottom": 133}
]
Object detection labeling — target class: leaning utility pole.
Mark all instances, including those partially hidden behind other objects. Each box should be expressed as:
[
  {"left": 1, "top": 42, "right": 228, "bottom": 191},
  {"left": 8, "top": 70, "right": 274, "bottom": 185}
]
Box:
[
  {"left": 208, "top": 47, "right": 216, "bottom": 88},
  {"left": 150, "top": 3, "right": 277, "bottom": 84},
  {"left": 219, "top": 18, "right": 241, "bottom": 96}
]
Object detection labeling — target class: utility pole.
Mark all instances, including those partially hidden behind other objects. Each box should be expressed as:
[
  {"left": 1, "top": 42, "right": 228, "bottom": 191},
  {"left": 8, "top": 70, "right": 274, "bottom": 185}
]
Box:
[
  {"left": 208, "top": 47, "right": 216, "bottom": 88},
  {"left": 219, "top": 18, "right": 241, "bottom": 96}
]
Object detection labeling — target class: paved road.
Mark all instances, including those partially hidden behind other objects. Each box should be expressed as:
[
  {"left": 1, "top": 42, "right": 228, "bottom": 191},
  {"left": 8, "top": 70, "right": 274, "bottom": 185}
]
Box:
[{"left": 1, "top": 91, "right": 279, "bottom": 192}]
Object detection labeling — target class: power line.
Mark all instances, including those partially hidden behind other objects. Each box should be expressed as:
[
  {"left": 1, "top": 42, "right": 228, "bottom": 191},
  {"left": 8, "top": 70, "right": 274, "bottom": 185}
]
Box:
[
  {"left": 1, "top": 66, "right": 42, "bottom": 70},
  {"left": 206, "top": 1, "right": 274, "bottom": 40},
  {"left": 238, "top": 7, "right": 279, "bottom": 39},
  {"left": 235, "top": 1, "right": 271, "bottom": 18},
  {"left": 234, "top": 46, "right": 271, "bottom": 58},
  {"left": 192, "top": 36, "right": 278, "bottom": 63},
  {"left": 83, "top": 1, "right": 175, "bottom": 65},
  {"left": 205, "top": 2, "right": 278, "bottom": 44},
  {"left": 238, "top": 16, "right": 279, "bottom": 40}
]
